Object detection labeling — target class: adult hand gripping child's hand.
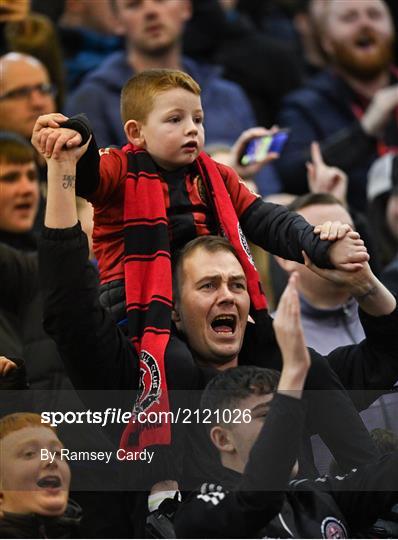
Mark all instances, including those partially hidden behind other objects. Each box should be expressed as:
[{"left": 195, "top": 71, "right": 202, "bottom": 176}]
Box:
[
  {"left": 31, "top": 113, "right": 88, "bottom": 162},
  {"left": 312, "top": 220, "right": 369, "bottom": 271}
]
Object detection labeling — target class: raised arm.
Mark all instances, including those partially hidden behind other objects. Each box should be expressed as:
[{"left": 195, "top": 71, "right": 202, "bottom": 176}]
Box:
[{"left": 32, "top": 123, "right": 139, "bottom": 392}]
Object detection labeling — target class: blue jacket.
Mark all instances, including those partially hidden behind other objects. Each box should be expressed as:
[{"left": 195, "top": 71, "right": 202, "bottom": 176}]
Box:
[
  {"left": 66, "top": 51, "right": 255, "bottom": 148},
  {"left": 276, "top": 69, "right": 398, "bottom": 211}
]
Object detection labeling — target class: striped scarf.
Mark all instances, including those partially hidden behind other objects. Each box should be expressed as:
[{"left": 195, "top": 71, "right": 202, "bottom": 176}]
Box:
[{"left": 120, "top": 144, "right": 268, "bottom": 452}]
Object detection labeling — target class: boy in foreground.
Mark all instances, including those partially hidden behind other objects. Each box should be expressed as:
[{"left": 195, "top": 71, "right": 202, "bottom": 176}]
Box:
[{"left": 0, "top": 412, "right": 80, "bottom": 538}]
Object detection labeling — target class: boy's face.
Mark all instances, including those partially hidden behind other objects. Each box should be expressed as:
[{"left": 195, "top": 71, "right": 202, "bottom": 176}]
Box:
[
  {"left": 138, "top": 87, "right": 205, "bottom": 170},
  {"left": 0, "top": 159, "right": 39, "bottom": 233},
  {"left": 0, "top": 426, "right": 71, "bottom": 516},
  {"left": 225, "top": 392, "right": 274, "bottom": 470}
]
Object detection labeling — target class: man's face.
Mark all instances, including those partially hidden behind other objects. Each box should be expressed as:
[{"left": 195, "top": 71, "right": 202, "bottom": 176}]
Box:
[
  {"left": 114, "top": 0, "right": 191, "bottom": 55},
  {"left": 173, "top": 247, "right": 250, "bottom": 368},
  {"left": 0, "top": 427, "right": 71, "bottom": 516},
  {"left": 0, "top": 160, "right": 40, "bottom": 233},
  {"left": 139, "top": 87, "right": 204, "bottom": 170},
  {"left": 0, "top": 55, "right": 55, "bottom": 139},
  {"left": 323, "top": 0, "right": 394, "bottom": 80},
  {"left": 386, "top": 193, "right": 398, "bottom": 241}
]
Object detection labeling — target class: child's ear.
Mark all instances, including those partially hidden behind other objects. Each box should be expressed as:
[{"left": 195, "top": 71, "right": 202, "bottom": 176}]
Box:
[
  {"left": 210, "top": 426, "right": 235, "bottom": 454},
  {"left": 124, "top": 120, "right": 145, "bottom": 147}
]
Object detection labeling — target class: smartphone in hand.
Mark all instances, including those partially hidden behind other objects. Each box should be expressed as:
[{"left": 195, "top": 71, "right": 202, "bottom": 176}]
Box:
[{"left": 239, "top": 129, "right": 290, "bottom": 166}]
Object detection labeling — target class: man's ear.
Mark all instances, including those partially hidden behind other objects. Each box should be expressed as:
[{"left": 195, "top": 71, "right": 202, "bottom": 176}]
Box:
[
  {"left": 210, "top": 426, "right": 235, "bottom": 454},
  {"left": 124, "top": 119, "right": 145, "bottom": 147},
  {"left": 171, "top": 304, "right": 181, "bottom": 323}
]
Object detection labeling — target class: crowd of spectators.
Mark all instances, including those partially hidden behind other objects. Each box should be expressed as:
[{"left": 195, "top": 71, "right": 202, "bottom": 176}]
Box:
[{"left": 0, "top": 0, "right": 397, "bottom": 538}]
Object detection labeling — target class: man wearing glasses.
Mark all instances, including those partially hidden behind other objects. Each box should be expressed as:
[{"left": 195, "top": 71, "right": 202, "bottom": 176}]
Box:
[{"left": 0, "top": 52, "right": 56, "bottom": 140}]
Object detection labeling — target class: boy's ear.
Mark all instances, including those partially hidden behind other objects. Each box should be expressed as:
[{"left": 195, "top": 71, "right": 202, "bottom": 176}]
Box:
[
  {"left": 124, "top": 120, "right": 145, "bottom": 147},
  {"left": 210, "top": 426, "right": 235, "bottom": 454}
]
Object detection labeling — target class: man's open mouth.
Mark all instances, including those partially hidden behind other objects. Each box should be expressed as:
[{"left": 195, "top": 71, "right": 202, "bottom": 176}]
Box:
[
  {"left": 37, "top": 476, "right": 61, "bottom": 489},
  {"left": 354, "top": 34, "right": 377, "bottom": 49},
  {"left": 211, "top": 315, "right": 237, "bottom": 334}
]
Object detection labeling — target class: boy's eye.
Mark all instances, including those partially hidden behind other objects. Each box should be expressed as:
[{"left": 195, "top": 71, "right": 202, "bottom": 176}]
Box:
[
  {"left": 168, "top": 117, "right": 180, "bottom": 123},
  {"left": 23, "top": 450, "right": 36, "bottom": 458},
  {"left": 194, "top": 117, "right": 203, "bottom": 124}
]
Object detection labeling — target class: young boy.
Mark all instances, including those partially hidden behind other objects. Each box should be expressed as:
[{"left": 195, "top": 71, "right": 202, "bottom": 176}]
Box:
[
  {"left": 32, "top": 69, "right": 368, "bottom": 453},
  {"left": 0, "top": 412, "right": 80, "bottom": 538}
]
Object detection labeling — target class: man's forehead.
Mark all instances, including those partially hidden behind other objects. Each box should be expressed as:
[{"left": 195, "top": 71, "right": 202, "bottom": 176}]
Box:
[
  {"left": 182, "top": 247, "right": 245, "bottom": 280},
  {"left": 299, "top": 203, "right": 354, "bottom": 228},
  {"left": 328, "top": 0, "right": 388, "bottom": 16}
]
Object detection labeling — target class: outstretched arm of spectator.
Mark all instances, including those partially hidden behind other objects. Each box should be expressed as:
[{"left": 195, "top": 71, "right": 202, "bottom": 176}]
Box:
[{"left": 302, "top": 255, "right": 396, "bottom": 317}]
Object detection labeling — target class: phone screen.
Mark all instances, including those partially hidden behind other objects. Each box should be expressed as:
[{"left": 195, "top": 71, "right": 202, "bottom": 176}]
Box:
[{"left": 240, "top": 130, "right": 289, "bottom": 166}]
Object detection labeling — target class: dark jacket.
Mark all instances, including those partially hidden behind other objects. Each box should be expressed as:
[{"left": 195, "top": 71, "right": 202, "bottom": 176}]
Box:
[
  {"left": 382, "top": 254, "right": 398, "bottom": 294},
  {"left": 0, "top": 234, "right": 71, "bottom": 392},
  {"left": 276, "top": 69, "right": 398, "bottom": 211},
  {"left": 174, "top": 394, "right": 398, "bottom": 539},
  {"left": 65, "top": 51, "right": 256, "bottom": 149},
  {"left": 0, "top": 501, "right": 81, "bottom": 539}
]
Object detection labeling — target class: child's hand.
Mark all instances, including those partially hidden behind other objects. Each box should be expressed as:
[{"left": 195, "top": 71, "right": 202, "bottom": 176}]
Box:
[
  {"left": 326, "top": 231, "right": 369, "bottom": 271},
  {"left": 273, "top": 272, "right": 311, "bottom": 375},
  {"left": 313, "top": 220, "right": 352, "bottom": 241},
  {"left": 0, "top": 356, "right": 17, "bottom": 376},
  {"left": 32, "top": 113, "right": 82, "bottom": 157}
]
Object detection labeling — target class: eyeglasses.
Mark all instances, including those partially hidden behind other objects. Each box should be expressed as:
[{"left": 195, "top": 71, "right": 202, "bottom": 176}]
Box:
[{"left": 0, "top": 83, "right": 57, "bottom": 101}]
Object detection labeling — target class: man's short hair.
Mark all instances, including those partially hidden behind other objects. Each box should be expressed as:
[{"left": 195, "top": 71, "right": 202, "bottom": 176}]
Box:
[
  {"left": 121, "top": 68, "right": 201, "bottom": 124},
  {"left": 287, "top": 192, "right": 343, "bottom": 213},
  {"left": 0, "top": 412, "right": 56, "bottom": 442},
  {"left": 0, "top": 132, "right": 35, "bottom": 165},
  {"left": 172, "top": 235, "right": 239, "bottom": 304},
  {"left": 201, "top": 366, "right": 280, "bottom": 426}
]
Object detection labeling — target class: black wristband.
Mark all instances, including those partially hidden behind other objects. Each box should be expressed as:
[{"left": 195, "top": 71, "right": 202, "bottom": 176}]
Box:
[{"left": 60, "top": 113, "right": 92, "bottom": 146}]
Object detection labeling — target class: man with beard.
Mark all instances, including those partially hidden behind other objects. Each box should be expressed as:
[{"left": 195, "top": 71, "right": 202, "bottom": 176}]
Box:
[{"left": 276, "top": 0, "right": 398, "bottom": 212}]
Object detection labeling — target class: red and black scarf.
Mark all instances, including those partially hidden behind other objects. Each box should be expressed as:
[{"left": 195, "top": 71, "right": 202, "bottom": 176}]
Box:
[{"left": 120, "top": 144, "right": 268, "bottom": 452}]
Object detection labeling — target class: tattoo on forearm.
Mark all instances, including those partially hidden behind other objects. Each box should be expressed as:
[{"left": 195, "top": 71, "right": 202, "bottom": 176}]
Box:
[
  {"left": 62, "top": 175, "right": 76, "bottom": 189},
  {"left": 356, "top": 286, "right": 377, "bottom": 302}
]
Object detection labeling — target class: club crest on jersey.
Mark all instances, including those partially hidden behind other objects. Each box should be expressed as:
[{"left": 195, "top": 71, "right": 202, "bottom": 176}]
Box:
[
  {"left": 237, "top": 223, "right": 255, "bottom": 266},
  {"left": 321, "top": 517, "right": 348, "bottom": 539},
  {"left": 134, "top": 350, "right": 162, "bottom": 414},
  {"left": 195, "top": 175, "right": 209, "bottom": 205}
]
